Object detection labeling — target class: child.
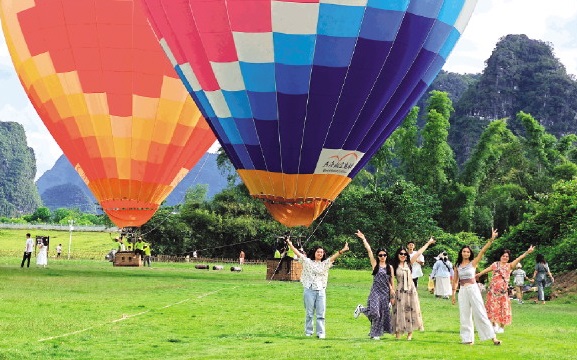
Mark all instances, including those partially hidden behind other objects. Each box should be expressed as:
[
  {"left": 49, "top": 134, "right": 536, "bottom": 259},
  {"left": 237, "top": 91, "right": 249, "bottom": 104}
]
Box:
[{"left": 511, "top": 263, "right": 530, "bottom": 304}]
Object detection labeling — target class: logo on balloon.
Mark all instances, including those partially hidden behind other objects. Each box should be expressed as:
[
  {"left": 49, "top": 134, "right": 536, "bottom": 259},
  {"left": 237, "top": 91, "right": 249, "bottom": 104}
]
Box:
[{"left": 315, "top": 149, "right": 365, "bottom": 176}]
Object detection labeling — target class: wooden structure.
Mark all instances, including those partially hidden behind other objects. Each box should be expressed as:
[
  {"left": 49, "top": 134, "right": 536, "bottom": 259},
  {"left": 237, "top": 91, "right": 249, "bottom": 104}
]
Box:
[
  {"left": 113, "top": 251, "right": 142, "bottom": 267},
  {"left": 266, "top": 258, "right": 302, "bottom": 281}
]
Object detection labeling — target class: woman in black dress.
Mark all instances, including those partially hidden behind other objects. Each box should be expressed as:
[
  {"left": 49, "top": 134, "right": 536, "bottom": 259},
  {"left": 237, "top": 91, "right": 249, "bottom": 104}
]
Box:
[{"left": 353, "top": 230, "right": 395, "bottom": 340}]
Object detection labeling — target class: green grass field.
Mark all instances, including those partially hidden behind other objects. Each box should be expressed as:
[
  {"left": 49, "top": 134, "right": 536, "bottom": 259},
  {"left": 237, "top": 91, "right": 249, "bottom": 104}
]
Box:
[{"left": 1, "top": 229, "right": 576, "bottom": 359}]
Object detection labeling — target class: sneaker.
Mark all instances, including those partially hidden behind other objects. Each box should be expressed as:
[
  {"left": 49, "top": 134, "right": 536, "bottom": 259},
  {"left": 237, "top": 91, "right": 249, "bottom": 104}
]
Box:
[
  {"left": 305, "top": 333, "right": 312, "bottom": 337},
  {"left": 318, "top": 334, "right": 325, "bottom": 339},
  {"left": 354, "top": 304, "right": 363, "bottom": 319},
  {"left": 519, "top": 300, "right": 524, "bottom": 304},
  {"left": 371, "top": 336, "right": 380, "bottom": 340}
]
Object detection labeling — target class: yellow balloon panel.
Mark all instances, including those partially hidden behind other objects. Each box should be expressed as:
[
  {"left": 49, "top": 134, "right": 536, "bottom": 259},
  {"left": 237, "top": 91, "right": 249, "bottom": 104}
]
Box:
[
  {"left": 0, "top": 0, "right": 216, "bottom": 227},
  {"left": 238, "top": 170, "right": 351, "bottom": 227}
]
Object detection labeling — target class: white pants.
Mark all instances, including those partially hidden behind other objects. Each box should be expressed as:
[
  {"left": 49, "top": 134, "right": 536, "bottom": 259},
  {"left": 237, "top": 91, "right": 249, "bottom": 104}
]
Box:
[{"left": 458, "top": 284, "right": 495, "bottom": 343}]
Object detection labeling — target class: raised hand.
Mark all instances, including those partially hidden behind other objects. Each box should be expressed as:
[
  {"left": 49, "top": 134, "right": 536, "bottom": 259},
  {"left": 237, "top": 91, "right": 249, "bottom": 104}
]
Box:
[
  {"left": 490, "top": 228, "right": 498, "bottom": 240},
  {"left": 342, "top": 242, "right": 350, "bottom": 252}
]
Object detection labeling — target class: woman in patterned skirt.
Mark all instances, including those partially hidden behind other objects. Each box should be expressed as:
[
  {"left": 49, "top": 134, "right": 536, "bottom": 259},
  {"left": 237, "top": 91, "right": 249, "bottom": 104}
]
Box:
[
  {"left": 353, "top": 230, "right": 395, "bottom": 340},
  {"left": 390, "top": 237, "right": 435, "bottom": 340},
  {"left": 476, "top": 245, "right": 534, "bottom": 333}
]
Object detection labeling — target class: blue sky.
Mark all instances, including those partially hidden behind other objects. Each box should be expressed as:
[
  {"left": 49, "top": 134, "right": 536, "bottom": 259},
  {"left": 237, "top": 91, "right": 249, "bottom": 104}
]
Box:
[{"left": 1, "top": 0, "right": 576, "bottom": 180}]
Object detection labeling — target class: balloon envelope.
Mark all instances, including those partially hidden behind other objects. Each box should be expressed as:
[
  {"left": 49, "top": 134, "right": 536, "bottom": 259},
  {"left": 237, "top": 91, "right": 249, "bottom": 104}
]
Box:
[
  {"left": 139, "top": 0, "right": 477, "bottom": 227},
  {"left": 0, "top": 0, "right": 216, "bottom": 227}
]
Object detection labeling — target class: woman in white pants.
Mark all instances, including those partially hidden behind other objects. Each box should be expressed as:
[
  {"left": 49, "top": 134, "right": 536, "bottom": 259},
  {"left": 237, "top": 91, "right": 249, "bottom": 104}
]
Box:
[{"left": 451, "top": 228, "right": 501, "bottom": 345}]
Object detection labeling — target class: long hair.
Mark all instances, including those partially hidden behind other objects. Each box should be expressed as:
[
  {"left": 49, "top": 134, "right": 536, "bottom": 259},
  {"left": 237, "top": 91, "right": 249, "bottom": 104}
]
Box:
[
  {"left": 536, "top": 253, "right": 547, "bottom": 264},
  {"left": 456, "top": 246, "right": 475, "bottom": 267},
  {"left": 372, "top": 248, "right": 391, "bottom": 276},
  {"left": 307, "top": 246, "right": 326, "bottom": 261},
  {"left": 391, "top": 247, "right": 411, "bottom": 273},
  {"left": 496, "top": 249, "right": 511, "bottom": 262}
]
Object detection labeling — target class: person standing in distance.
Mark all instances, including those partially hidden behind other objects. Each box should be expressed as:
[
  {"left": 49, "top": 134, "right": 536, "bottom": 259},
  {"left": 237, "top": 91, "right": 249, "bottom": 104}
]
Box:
[
  {"left": 407, "top": 241, "right": 425, "bottom": 288},
  {"left": 143, "top": 242, "right": 152, "bottom": 267},
  {"left": 21, "top": 233, "right": 34, "bottom": 268},
  {"left": 286, "top": 237, "right": 349, "bottom": 339},
  {"left": 36, "top": 237, "right": 48, "bottom": 268},
  {"left": 511, "top": 263, "right": 530, "bottom": 304},
  {"left": 532, "top": 254, "right": 554, "bottom": 305}
]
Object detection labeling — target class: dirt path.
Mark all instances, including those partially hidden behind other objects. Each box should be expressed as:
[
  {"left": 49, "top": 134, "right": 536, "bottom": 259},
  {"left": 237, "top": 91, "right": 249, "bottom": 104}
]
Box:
[{"left": 550, "top": 270, "right": 577, "bottom": 300}]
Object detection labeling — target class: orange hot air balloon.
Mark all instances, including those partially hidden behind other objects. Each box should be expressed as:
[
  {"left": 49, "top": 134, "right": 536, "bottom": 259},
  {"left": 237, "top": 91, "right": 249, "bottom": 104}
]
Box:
[{"left": 0, "top": 0, "right": 216, "bottom": 228}]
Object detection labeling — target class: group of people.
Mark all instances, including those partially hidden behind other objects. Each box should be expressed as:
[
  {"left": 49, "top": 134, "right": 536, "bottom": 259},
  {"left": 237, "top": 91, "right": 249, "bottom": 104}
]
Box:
[
  {"left": 20, "top": 233, "right": 61, "bottom": 268},
  {"left": 110, "top": 235, "right": 152, "bottom": 266},
  {"left": 353, "top": 231, "right": 435, "bottom": 341},
  {"left": 284, "top": 231, "right": 435, "bottom": 341},
  {"left": 286, "top": 228, "right": 554, "bottom": 345}
]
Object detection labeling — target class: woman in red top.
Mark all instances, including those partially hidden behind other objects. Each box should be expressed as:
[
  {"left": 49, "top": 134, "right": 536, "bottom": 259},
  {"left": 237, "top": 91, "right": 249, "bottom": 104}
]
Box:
[{"left": 476, "top": 245, "right": 534, "bottom": 333}]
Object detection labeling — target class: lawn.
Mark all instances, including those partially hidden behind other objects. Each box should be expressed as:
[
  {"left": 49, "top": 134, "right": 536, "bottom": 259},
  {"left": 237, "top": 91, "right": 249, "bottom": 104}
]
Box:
[
  {"left": 1, "top": 229, "right": 576, "bottom": 359},
  {"left": 0, "top": 228, "right": 115, "bottom": 259}
]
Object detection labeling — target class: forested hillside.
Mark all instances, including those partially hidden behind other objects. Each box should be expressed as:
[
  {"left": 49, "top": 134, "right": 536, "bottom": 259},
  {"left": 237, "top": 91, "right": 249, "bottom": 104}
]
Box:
[
  {"left": 1, "top": 34, "right": 577, "bottom": 273},
  {"left": 450, "top": 34, "right": 577, "bottom": 164},
  {"left": 0, "top": 35, "right": 577, "bottom": 271},
  {"left": 0, "top": 121, "right": 41, "bottom": 216}
]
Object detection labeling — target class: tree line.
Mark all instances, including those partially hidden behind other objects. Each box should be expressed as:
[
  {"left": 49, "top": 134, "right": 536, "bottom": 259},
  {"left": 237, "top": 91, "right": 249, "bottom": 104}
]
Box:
[
  {"left": 3, "top": 90, "right": 576, "bottom": 274},
  {"left": 139, "top": 90, "right": 577, "bottom": 274}
]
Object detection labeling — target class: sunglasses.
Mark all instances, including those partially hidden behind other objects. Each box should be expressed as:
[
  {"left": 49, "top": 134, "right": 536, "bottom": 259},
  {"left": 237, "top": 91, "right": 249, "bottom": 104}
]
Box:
[
  {"left": 399, "top": 252, "right": 408, "bottom": 256},
  {"left": 377, "top": 253, "right": 387, "bottom": 257}
]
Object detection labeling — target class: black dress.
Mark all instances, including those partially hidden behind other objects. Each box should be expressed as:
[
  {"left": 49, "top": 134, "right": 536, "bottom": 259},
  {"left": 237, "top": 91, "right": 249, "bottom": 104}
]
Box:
[{"left": 361, "top": 266, "right": 392, "bottom": 337}]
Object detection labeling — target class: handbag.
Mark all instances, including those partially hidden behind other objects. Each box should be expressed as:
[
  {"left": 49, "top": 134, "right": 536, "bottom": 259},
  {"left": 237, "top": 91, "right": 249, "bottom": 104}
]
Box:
[{"left": 427, "top": 277, "right": 435, "bottom": 293}]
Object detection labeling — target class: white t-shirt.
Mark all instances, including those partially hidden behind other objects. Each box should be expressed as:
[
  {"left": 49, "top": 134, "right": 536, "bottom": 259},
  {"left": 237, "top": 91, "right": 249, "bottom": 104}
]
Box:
[
  {"left": 409, "top": 251, "right": 424, "bottom": 278},
  {"left": 25, "top": 238, "right": 34, "bottom": 253},
  {"left": 512, "top": 269, "right": 527, "bottom": 286},
  {"left": 298, "top": 257, "right": 333, "bottom": 290}
]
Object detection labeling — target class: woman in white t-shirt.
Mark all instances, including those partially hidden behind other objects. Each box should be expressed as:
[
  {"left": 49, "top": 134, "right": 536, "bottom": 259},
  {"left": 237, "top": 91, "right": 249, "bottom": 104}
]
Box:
[{"left": 286, "top": 237, "right": 348, "bottom": 339}]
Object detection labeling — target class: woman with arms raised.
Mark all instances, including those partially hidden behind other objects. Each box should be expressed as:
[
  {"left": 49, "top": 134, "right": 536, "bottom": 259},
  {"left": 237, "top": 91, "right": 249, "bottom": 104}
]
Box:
[
  {"left": 452, "top": 228, "right": 501, "bottom": 345},
  {"left": 476, "top": 245, "right": 535, "bottom": 333},
  {"left": 353, "top": 230, "right": 395, "bottom": 340},
  {"left": 286, "top": 237, "right": 348, "bottom": 339},
  {"left": 390, "top": 236, "right": 435, "bottom": 340}
]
